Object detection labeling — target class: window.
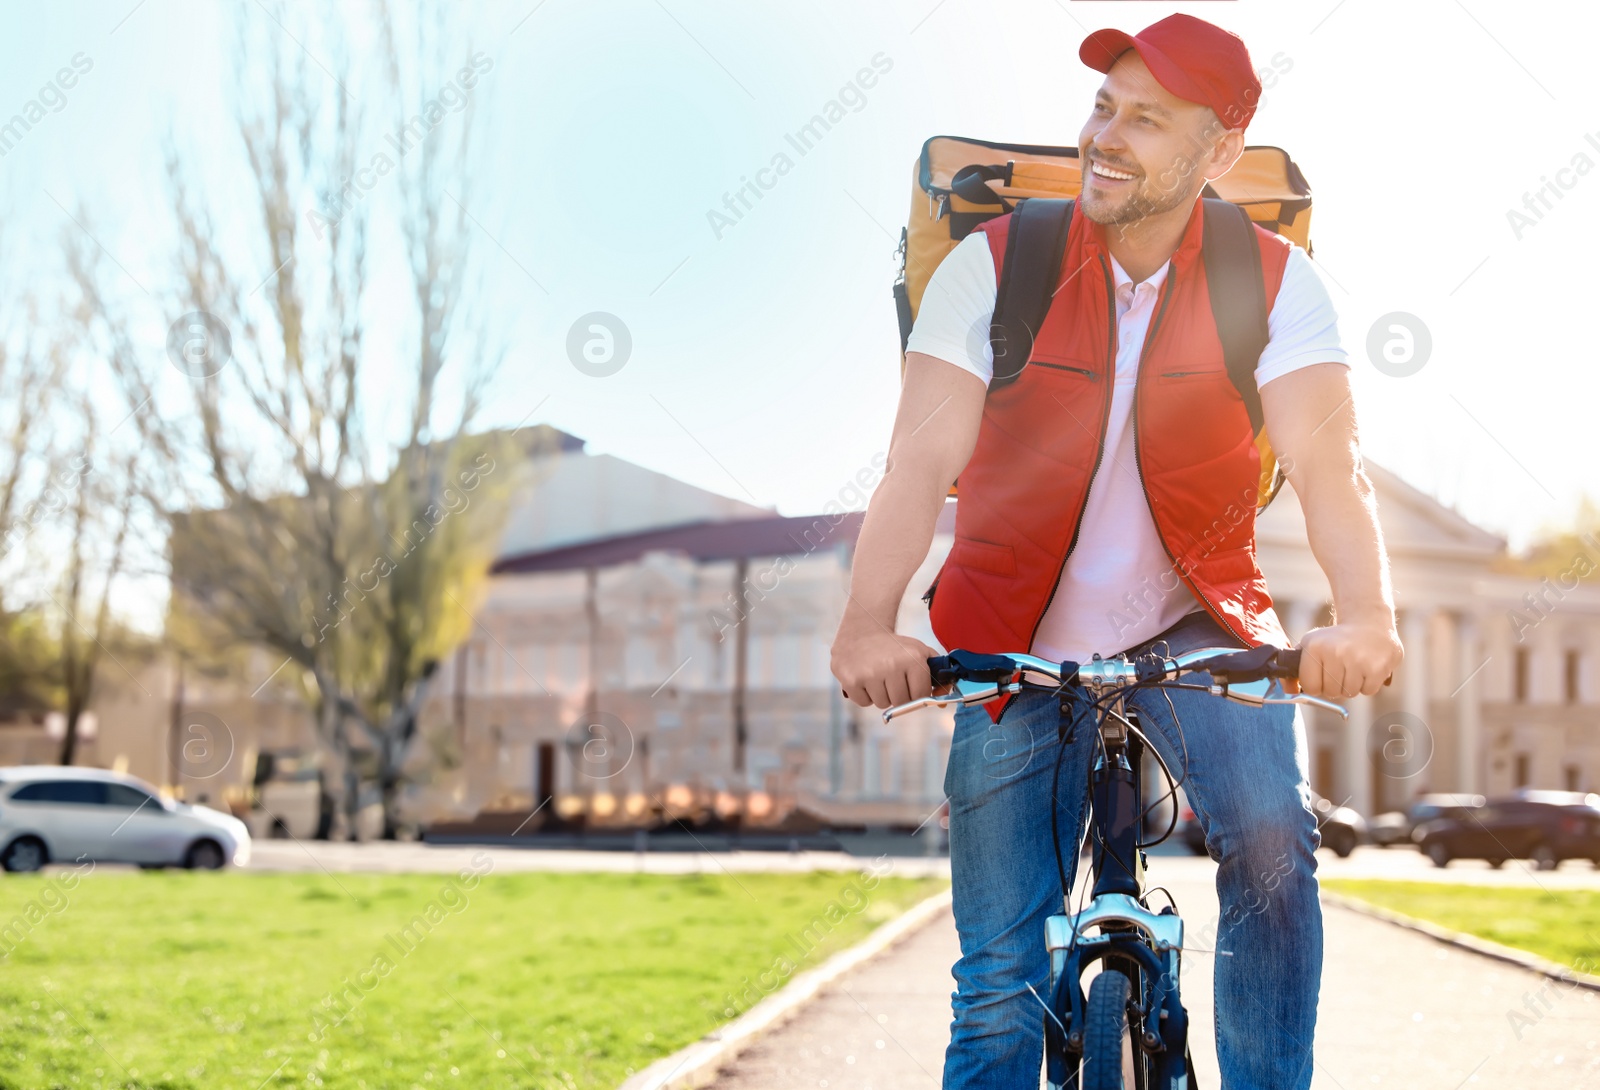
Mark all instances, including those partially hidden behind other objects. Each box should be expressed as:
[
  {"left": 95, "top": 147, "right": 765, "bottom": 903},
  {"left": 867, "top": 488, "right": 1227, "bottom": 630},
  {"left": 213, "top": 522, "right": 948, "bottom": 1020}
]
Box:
[
  {"left": 105, "top": 784, "right": 158, "bottom": 810},
  {"left": 9, "top": 780, "right": 106, "bottom": 805},
  {"left": 1513, "top": 649, "right": 1530, "bottom": 702},
  {"left": 1565, "top": 649, "right": 1582, "bottom": 704},
  {"left": 1565, "top": 765, "right": 1581, "bottom": 791},
  {"left": 1514, "top": 753, "right": 1531, "bottom": 788}
]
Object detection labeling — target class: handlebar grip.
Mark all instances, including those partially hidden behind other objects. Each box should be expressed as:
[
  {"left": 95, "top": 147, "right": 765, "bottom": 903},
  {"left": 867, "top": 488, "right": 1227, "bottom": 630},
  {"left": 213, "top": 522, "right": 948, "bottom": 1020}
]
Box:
[
  {"left": 1205, "top": 645, "right": 1301, "bottom": 683},
  {"left": 927, "top": 655, "right": 958, "bottom": 687},
  {"left": 1268, "top": 646, "right": 1390, "bottom": 687}
]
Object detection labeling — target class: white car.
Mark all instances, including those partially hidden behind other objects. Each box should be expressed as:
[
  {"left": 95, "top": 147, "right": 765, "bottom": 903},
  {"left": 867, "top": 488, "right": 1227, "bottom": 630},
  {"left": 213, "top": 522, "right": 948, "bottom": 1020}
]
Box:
[{"left": 0, "top": 766, "right": 251, "bottom": 872}]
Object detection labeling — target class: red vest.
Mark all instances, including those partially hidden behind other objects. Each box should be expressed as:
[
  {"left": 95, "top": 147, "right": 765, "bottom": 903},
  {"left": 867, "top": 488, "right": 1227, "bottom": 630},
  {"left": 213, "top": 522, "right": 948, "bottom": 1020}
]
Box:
[{"left": 927, "top": 198, "right": 1292, "bottom": 723}]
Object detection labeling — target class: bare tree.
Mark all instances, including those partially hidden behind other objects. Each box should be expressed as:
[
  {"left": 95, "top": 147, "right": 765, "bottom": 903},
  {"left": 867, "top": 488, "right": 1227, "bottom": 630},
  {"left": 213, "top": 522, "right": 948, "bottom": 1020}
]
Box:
[
  {"left": 0, "top": 232, "right": 75, "bottom": 724},
  {"left": 73, "top": 5, "right": 540, "bottom": 835},
  {"left": 55, "top": 409, "right": 142, "bottom": 766},
  {"left": 0, "top": 289, "right": 69, "bottom": 579}
]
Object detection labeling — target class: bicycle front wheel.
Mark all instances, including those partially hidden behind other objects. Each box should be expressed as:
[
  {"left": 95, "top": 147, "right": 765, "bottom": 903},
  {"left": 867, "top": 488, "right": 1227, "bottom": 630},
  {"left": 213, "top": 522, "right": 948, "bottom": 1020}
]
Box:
[{"left": 1081, "top": 970, "right": 1140, "bottom": 1090}]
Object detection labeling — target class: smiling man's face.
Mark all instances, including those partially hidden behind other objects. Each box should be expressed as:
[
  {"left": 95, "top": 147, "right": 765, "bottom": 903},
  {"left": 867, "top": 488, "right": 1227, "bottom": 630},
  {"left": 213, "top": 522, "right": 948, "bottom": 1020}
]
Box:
[{"left": 1078, "top": 52, "right": 1236, "bottom": 227}]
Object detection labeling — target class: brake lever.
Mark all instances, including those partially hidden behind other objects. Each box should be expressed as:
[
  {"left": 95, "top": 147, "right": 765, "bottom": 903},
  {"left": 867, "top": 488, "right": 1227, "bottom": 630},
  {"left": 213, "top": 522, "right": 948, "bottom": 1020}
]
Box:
[
  {"left": 1214, "top": 677, "right": 1349, "bottom": 719},
  {"left": 881, "top": 678, "right": 1020, "bottom": 722},
  {"left": 883, "top": 675, "right": 1017, "bottom": 717}
]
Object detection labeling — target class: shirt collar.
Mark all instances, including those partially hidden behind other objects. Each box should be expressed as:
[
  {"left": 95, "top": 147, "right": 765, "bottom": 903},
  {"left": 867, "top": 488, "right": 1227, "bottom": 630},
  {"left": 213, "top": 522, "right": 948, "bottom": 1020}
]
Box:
[{"left": 1109, "top": 252, "right": 1171, "bottom": 294}]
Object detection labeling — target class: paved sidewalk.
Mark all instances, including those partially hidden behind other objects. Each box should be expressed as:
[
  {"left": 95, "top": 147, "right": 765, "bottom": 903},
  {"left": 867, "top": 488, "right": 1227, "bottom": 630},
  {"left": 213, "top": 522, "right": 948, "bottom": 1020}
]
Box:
[{"left": 707, "top": 861, "right": 1600, "bottom": 1089}]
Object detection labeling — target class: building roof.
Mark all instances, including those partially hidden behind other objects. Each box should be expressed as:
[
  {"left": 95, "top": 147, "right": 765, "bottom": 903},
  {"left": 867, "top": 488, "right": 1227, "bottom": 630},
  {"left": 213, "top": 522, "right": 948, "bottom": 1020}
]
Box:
[
  {"left": 493, "top": 499, "right": 960, "bottom": 575},
  {"left": 1258, "top": 460, "right": 1506, "bottom": 561},
  {"left": 495, "top": 444, "right": 775, "bottom": 558},
  {"left": 492, "top": 510, "right": 856, "bottom": 574}
]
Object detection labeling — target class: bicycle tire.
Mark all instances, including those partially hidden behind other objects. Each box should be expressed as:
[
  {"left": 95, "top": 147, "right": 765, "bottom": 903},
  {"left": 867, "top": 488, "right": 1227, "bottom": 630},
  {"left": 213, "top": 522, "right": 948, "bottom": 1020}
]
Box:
[{"left": 1082, "top": 970, "right": 1137, "bottom": 1090}]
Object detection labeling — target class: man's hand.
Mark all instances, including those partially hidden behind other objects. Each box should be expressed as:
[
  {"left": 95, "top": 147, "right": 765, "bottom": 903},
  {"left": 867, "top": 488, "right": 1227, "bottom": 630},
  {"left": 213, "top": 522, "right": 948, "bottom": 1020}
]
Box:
[
  {"left": 831, "top": 621, "right": 942, "bottom": 709},
  {"left": 1295, "top": 621, "right": 1403, "bottom": 699}
]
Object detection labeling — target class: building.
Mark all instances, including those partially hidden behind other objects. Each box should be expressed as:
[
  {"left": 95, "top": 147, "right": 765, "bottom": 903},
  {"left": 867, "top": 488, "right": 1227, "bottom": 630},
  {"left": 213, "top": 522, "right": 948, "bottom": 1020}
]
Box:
[
  {"left": 424, "top": 505, "right": 946, "bottom": 830},
  {"left": 1259, "top": 465, "right": 1600, "bottom": 815}
]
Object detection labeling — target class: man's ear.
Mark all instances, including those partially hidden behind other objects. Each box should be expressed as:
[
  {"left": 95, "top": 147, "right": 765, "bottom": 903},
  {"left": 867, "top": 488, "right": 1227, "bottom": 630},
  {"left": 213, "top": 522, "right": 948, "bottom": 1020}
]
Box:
[{"left": 1203, "top": 128, "right": 1247, "bottom": 183}]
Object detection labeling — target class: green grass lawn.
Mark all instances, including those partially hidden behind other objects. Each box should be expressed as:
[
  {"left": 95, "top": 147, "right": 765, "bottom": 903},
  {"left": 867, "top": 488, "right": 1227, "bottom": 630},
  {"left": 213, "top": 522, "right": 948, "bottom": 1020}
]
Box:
[
  {"left": 1323, "top": 879, "right": 1600, "bottom": 975},
  {"left": 0, "top": 861, "right": 947, "bottom": 1090}
]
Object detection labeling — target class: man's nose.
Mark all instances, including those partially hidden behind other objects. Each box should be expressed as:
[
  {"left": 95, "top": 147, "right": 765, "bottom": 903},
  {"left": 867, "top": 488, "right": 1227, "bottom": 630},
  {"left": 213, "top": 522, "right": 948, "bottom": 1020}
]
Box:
[{"left": 1092, "top": 113, "right": 1129, "bottom": 154}]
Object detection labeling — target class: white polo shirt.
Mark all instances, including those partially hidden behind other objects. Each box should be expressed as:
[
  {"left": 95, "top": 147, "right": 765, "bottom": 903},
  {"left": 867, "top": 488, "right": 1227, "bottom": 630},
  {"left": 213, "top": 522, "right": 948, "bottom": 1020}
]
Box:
[{"left": 907, "top": 227, "right": 1347, "bottom": 662}]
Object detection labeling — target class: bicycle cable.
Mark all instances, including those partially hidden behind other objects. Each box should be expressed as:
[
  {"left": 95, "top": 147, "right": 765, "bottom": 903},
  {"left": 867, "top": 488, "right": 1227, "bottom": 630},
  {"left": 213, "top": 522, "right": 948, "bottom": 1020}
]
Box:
[
  {"left": 1056, "top": 677, "right": 1206, "bottom": 896},
  {"left": 1047, "top": 676, "right": 1160, "bottom": 897}
]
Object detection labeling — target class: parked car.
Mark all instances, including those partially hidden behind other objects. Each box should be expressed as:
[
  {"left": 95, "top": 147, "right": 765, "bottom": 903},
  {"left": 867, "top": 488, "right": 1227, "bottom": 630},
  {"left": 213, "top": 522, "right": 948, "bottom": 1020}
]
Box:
[
  {"left": 1413, "top": 793, "right": 1600, "bottom": 870},
  {"left": 1179, "top": 791, "right": 1365, "bottom": 858},
  {"left": 245, "top": 750, "right": 326, "bottom": 840},
  {"left": 1310, "top": 794, "right": 1367, "bottom": 857},
  {"left": 0, "top": 766, "right": 251, "bottom": 872},
  {"left": 1369, "top": 793, "right": 1486, "bottom": 848}
]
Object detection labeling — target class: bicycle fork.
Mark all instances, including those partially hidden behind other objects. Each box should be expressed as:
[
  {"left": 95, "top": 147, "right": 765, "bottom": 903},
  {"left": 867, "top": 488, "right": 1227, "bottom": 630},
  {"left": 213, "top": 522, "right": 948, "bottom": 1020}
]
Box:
[{"left": 1043, "top": 704, "right": 1193, "bottom": 1088}]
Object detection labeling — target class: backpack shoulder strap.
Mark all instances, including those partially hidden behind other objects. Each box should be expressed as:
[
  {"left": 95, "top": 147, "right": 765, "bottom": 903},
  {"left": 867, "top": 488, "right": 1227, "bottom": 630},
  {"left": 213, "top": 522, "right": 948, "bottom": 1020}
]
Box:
[
  {"left": 990, "top": 198, "right": 1073, "bottom": 389},
  {"left": 1200, "top": 198, "right": 1270, "bottom": 432}
]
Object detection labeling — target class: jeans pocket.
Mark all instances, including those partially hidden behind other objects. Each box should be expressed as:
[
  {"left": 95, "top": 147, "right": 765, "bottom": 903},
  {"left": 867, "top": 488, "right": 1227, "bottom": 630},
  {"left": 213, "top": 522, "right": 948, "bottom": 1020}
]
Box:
[{"left": 944, "top": 704, "right": 981, "bottom": 799}]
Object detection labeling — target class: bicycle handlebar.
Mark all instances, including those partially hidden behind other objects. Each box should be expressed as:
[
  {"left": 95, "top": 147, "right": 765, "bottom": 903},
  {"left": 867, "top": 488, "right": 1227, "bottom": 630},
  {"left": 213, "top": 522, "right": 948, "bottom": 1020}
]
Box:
[{"left": 883, "top": 645, "right": 1347, "bottom": 723}]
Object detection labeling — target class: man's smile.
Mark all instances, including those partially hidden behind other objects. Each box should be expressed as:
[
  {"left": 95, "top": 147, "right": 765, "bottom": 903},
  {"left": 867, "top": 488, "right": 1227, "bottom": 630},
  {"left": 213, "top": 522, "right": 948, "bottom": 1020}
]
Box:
[{"left": 1088, "top": 159, "right": 1139, "bottom": 184}]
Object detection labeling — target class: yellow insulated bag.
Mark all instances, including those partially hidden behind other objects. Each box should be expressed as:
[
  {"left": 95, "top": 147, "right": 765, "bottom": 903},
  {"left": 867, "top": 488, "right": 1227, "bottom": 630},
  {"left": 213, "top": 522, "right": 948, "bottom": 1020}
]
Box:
[{"left": 893, "top": 135, "right": 1314, "bottom": 508}]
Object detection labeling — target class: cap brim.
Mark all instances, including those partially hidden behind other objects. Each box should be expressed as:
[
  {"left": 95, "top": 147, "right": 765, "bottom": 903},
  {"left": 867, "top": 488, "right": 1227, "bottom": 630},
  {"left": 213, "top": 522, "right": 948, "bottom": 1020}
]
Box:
[
  {"left": 1078, "top": 28, "right": 1215, "bottom": 120},
  {"left": 1078, "top": 28, "right": 1135, "bottom": 73}
]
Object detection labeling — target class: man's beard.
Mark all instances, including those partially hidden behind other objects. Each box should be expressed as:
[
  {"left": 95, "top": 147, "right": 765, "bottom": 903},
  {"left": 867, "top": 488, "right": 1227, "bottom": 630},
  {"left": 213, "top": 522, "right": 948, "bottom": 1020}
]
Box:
[{"left": 1081, "top": 172, "right": 1192, "bottom": 227}]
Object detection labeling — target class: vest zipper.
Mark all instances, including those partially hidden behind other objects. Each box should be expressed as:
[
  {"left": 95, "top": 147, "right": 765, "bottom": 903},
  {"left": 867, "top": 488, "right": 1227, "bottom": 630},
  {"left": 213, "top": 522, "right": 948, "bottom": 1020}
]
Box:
[
  {"left": 1031, "top": 362, "right": 1097, "bottom": 377},
  {"left": 1130, "top": 266, "right": 1252, "bottom": 648},
  {"left": 1019, "top": 253, "right": 1119, "bottom": 665}
]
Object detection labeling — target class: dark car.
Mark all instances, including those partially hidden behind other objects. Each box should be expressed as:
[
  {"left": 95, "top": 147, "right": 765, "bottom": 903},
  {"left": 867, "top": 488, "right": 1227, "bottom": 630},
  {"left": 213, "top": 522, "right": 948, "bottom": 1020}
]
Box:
[
  {"left": 1369, "top": 793, "right": 1486, "bottom": 848},
  {"left": 1179, "top": 791, "right": 1365, "bottom": 858},
  {"left": 1413, "top": 791, "right": 1600, "bottom": 870}
]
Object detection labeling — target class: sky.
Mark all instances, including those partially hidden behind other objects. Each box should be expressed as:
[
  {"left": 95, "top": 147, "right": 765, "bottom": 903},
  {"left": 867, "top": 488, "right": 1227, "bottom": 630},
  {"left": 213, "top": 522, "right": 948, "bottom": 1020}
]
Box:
[{"left": 1, "top": 0, "right": 1597, "bottom": 562}]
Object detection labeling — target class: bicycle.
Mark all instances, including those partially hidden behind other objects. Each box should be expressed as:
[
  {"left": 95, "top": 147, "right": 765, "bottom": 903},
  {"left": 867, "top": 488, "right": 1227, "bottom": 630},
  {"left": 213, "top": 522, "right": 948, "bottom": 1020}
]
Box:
[{"left": 882, "top": 643, "right": 1348, "bottom": 1089}]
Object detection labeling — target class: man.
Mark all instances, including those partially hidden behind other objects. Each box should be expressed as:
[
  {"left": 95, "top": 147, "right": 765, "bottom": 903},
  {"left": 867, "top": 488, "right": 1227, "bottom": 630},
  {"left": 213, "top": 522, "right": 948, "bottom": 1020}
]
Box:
[{"left": 829, "top": 13, "right": 1404, "bottom": 1089}]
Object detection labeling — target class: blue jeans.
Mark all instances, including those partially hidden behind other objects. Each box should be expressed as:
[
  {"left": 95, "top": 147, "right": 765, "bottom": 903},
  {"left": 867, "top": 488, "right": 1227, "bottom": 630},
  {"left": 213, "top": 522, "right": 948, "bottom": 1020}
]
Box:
[{"left": 941, "top": 612, "right": 1323, "bottom": 1089}]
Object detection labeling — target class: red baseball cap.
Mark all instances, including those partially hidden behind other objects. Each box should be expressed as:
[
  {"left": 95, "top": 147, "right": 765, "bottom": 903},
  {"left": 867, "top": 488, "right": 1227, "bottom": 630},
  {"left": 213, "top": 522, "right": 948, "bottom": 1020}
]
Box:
[{"left": 1079, "top": 13, "right": 1262, "bottom": 131}]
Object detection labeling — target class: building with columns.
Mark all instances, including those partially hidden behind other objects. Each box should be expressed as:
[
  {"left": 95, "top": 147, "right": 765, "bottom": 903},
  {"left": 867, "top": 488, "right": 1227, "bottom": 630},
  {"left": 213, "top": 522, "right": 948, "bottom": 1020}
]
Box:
[{"left": 1256, "top": 464, "right": 1600, "bottom": 817}]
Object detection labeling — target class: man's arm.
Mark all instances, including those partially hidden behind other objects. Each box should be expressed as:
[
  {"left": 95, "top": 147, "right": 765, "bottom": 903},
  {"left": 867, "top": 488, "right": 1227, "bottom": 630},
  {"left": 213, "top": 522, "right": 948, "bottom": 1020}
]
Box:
[
  {"left": 1260, "top": 362, "right": 1404, "bottom": 698},
  {"left": 829, "top": 352, "right": 986, "bottom": 708}
]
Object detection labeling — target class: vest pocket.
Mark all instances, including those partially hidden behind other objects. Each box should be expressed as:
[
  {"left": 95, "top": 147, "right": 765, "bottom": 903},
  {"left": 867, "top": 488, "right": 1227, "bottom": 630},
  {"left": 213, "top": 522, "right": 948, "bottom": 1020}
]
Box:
[
  {"left": 1030, "top": 361, "right": 1097, "bottom": 378},
  {"left": 948, "top": 535, "right": 1017, "bottom": 577},
  {"left": 1158, "top": 366, "right": 1227, "bottom": 384},
  {"left": 1026, "top": 352, "right": 1101, "bottom": 380}
]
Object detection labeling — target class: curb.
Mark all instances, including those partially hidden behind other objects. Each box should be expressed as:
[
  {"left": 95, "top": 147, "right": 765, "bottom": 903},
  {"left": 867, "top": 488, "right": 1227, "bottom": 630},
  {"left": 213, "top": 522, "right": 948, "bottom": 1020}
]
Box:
[
  {"left": 618, "top": 885, "right": 954, "bottom": 1090},
  {"left": 1320, "top": 890, "right": 1600, "bottom": 993}
]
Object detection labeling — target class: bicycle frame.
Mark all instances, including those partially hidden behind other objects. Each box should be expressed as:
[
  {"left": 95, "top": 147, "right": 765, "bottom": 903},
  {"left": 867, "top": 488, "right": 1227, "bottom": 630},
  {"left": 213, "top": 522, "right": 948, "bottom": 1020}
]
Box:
[{"left": 1044, "top": 689, "right": 1192, "bottom": 1089}]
